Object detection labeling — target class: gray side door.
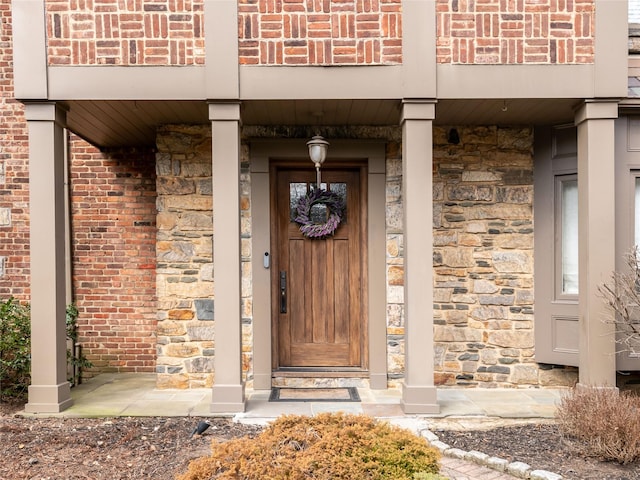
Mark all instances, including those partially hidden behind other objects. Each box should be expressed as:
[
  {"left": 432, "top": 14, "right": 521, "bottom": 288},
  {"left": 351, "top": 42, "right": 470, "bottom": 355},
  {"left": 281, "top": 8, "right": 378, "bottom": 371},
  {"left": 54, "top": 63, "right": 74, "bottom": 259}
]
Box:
[
  {"left": 534, "top": 126, "right": 579, "bottom": 366},
  {"left": 535, "top": 120, "right": 640, "bottom": 371}
]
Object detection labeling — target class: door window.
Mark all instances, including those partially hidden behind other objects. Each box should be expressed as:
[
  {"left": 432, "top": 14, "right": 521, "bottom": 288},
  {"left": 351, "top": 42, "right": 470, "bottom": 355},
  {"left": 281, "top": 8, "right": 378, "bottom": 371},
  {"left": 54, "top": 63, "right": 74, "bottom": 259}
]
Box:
[
  {"left": 557, "top": 176, "right": 578, "bottom": 296},
  {"left": 289, "top": 182, "right": 347, "bottom": 222},
  {"left": 635, "top": 177, "right": 640, "bottom": 247}
]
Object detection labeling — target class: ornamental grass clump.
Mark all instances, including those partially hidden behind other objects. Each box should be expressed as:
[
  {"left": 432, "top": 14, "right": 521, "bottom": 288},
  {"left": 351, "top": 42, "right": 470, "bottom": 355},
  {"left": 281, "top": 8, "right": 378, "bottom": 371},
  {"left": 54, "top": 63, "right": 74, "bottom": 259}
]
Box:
[
  {"left": 556, "top": 386, "right": 640, "bottom": 464},
  {"left": 177, "top": 412, "right": 441, "bottom": 480}
]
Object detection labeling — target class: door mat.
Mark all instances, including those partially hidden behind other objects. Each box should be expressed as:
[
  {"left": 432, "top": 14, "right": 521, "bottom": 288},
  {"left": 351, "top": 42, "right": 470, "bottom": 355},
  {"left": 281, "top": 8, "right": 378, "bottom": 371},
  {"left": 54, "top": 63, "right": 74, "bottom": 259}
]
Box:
[{"left": 269, "top": 387, "right": 361, "bottom": 402}]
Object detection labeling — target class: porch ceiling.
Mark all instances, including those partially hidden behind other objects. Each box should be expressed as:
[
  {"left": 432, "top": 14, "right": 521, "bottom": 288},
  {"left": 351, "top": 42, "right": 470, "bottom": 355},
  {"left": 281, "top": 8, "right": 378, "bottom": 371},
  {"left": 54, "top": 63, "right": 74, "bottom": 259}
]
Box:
[{"left": 63, "top": 98, "right": 580, "bottom": 149}]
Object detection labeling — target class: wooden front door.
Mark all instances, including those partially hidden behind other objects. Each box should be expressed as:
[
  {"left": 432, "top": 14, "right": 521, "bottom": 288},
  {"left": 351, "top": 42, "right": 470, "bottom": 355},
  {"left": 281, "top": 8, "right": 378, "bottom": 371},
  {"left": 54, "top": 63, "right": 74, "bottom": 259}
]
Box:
[{"left": 272, "top": 164, "right": 365, "bottom": 369}]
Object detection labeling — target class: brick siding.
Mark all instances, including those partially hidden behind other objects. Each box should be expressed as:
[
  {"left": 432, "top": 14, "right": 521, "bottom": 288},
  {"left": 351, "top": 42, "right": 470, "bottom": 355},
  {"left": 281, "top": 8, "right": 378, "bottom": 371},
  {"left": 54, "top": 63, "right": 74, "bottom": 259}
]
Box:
[
  {"left": 436, "top": 0, "right": 595, "bottom": 64},
  {"left": 0, "top": 99, "right": 30, "bottom": 299},
  {"left": 0, "top": 9, "right": 159, "bottom": 376},
  {"left": 0, "top": 0, "right": 30, "bottom": 300},
  {"left": 46, "top": 0, "right": 205, "bottom": 65},
  {"left": 238, "top": 0, "right": 403, "bottom": 65},
  {"left": 43, "top": 0, "right": 596, "bottom": 67},
  {"left": 69, "top": 137, "right": 158, "bottom": 376}
]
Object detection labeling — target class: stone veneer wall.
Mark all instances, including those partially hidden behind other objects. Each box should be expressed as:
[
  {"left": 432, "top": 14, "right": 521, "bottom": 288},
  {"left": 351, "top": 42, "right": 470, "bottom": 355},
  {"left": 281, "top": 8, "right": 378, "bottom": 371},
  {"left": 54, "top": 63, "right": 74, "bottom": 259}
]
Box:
[
  {"left": 154, "top": 123, "right": 576, "bottom": 389},
  {"left": 154, "top": 125, "right": 253, "bottom": 388},
  {"left": 431, "top": 126, "right": 575, "bottom": 387}
]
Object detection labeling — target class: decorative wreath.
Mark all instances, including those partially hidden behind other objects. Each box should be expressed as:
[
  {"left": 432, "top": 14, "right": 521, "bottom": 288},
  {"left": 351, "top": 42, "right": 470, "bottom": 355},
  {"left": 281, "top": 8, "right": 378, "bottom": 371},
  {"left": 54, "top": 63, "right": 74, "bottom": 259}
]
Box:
[{"left": 294, "top": 188, "right": 346, "bottom": 239}]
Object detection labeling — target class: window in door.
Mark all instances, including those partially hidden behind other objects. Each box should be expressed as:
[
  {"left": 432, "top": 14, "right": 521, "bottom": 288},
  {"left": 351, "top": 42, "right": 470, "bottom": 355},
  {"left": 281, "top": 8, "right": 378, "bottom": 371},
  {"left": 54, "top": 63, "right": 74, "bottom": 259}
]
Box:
[
  {"left": 635, "top": 177, "right": 640, "bottom": 247},
  {"left": 556, "top": 175, "right": 578, "bottom": 298}
]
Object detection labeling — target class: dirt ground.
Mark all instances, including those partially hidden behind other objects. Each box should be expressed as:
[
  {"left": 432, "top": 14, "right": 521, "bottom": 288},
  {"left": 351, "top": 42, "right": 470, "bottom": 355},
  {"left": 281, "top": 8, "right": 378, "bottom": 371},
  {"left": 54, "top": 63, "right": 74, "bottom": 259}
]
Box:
[
  {"left": 0, "top": 400, "right": 263, "bottom": 480},
  {"left": 436, "top": 423, "right": 640, "bottom": 480},
  {"left": 1, "top": 399, "right": 639, "bottom": 480}
]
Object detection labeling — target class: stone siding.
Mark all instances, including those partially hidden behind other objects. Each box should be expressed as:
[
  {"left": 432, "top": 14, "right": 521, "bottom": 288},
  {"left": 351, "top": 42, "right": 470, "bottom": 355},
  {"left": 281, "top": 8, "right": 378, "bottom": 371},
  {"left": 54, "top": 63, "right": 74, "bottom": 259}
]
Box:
[
  {"left": 154, "top": 125, "right": 253, "bottom": 388},
  {"left": 46, "top": 0, "right": 205, "bottom": 65},
  {"left": 431, "top": 126, "right": 573, "bottom": 387},
  {"left": 153, "top": 124, "right": 576, "bottom": 389},
  {"left": 436, "top": 0, "right": 595, "bottom": 64},
  {"left": 385, "top": 140, "right": 405, "bottom": 382},
  {"left": 155, "top": 125, "right": 215, "bottom": 388}
]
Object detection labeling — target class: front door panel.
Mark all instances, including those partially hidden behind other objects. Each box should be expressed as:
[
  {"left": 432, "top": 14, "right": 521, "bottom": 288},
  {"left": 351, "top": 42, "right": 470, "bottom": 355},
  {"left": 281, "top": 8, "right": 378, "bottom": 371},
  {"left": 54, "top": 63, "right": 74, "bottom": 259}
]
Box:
[{"left": 273, "top": 167, "right": 363, "bottom": 368}]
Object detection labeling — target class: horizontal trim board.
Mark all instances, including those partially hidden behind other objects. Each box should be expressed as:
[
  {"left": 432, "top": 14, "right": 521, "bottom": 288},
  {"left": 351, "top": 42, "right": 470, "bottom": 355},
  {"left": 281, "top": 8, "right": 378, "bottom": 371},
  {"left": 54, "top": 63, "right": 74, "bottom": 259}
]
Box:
[
  {"left": 437, "top": 64, "right": 598, "bottom": 100},
  {"left": 48, "top": 66, "right": 207, "bottom": 100},
  {"left": 46, "top": 64, "right": 607, "bottom": 103},
  {"left": 240, "top": 65, "right": 406, "bottom": 100}
]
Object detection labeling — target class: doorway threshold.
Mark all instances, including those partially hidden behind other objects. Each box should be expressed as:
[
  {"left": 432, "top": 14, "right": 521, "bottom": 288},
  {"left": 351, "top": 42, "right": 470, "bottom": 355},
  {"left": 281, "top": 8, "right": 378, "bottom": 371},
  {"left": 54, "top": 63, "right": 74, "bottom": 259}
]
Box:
[
  {"left": 272, "top": 369, "right": 372, "bottom": 388},
  {"left": 273, "top": 368, "right": 369, "bottom": 378}
]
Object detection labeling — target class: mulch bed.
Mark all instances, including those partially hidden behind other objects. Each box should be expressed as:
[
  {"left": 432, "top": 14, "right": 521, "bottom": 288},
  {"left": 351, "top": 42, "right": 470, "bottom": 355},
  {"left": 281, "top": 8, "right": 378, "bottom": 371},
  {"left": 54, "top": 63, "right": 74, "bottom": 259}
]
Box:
[{"left": 436, "top": 423, "right": 640, "bottom": 480}]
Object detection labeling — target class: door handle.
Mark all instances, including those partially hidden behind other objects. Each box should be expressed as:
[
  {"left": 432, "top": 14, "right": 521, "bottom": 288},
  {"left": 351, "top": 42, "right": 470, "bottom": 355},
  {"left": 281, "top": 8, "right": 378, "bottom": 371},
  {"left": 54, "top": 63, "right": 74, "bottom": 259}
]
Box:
[{"left": 280, "top": 271, "right": 287, "bottom": 314}]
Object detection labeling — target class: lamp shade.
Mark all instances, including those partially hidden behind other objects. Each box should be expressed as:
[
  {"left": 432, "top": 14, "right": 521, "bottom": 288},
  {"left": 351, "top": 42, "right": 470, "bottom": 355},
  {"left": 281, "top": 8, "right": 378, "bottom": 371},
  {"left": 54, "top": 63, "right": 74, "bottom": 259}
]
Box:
[{"left": 306, "top": 135, "right": 329, "bottom": 166}]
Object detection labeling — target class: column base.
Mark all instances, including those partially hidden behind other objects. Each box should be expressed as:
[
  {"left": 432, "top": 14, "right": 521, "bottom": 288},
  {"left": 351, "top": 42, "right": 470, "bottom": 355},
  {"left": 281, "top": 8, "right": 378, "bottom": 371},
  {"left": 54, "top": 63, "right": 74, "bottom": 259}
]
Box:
[
  {"left": 252, "top": 373, "right": 272, "bottom": 390},
  {"left": 24, "top": 383, "right": 73, "bottom": 413},
  {"left": 210, "top": 383, "right": 246, "bottom": 413},
  {"left": 575, "top": 382, "right": 619, "bottom": 392},
  {"left": 369, "top": 373, "right": 387, "bottom": 390},
  {"left": 401, "top": 382, "right": 440, "bottom": 414}
]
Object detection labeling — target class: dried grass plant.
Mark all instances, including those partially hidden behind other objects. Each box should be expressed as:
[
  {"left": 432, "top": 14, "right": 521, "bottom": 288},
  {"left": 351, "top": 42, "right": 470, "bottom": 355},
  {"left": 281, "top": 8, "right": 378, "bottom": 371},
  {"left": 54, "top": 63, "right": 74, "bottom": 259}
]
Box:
[
  {"left": 556, "top": 387, "right": 640, "bottom": 464},
  {"left": 598, "top": 246, "right": 640, "bottom": 356}
]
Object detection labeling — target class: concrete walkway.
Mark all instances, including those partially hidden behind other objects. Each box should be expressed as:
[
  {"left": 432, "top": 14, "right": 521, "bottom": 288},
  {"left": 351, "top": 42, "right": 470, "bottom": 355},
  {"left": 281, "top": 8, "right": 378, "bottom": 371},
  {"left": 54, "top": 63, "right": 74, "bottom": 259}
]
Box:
[{"left": 23, "top": 374, "right": 567, "bottom": 480}]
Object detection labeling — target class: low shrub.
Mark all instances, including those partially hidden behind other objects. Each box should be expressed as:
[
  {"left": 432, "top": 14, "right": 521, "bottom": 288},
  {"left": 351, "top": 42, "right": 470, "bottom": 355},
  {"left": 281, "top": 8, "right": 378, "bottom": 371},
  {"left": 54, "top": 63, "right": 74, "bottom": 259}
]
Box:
[
  {"left": 66, "top": 303, "right": 92, "bottom": 385},
  {"left": 0, "top": 298, "right": 92, "bottom": 399},
  {"left": 178, "top": 413, "right": 441, "bottom": 480},
  {"left": 556, "top": 386, "right": 640, "bottom": 464},
  {"left": 0, "top": 298, "right": 31, "bottom": 398}
]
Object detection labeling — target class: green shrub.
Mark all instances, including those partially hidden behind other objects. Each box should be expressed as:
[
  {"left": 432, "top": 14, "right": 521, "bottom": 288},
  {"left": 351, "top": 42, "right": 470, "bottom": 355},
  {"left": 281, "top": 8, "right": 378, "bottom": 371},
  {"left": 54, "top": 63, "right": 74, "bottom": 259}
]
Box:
[
  {"left": 66, "top": 303, "right": 92, "bottom": 385},
  {"left": 0, "top": 298, "right": 31, "bottom": 398},
  {"left": 0, "top": 298, "right": 92, "bottom": 399},
  {"left": 178, "top": 413, "right": 441, "bottom": 480},
  {"left": 556, "top": 386, "right": 640, "bottom": 464}
]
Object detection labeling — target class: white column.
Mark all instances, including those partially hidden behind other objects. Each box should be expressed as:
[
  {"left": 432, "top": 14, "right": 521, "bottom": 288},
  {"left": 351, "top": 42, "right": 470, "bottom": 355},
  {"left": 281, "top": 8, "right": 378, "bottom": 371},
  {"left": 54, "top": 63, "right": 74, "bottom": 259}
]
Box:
[
  {"left": 24, "top": 102, "right": 72, "bottom": 413},
  {"left": 209, "top": 102, "right": 245, "bottom": 413},
  {"left": 575, "top": 100, "right": 618, "bottom": 387},
  {"left": 400, "top": 100, "right": 440, "bottom": 414}
]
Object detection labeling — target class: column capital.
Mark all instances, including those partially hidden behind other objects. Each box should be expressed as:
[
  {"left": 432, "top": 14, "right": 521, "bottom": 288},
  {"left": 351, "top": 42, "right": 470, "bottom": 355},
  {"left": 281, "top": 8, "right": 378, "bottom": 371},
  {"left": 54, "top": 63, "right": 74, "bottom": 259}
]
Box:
[
  {"left": 208, "top": 101, "right": 241, "bottom": 122},
  {"left": 574, "top": 99, "right": 619, "bottom": 126},
  {"left": 401, "top": 99, "right": 437, "bottom": 123},
  {"left": 23, "top": 102, "right": 68, "bottom": 125}
]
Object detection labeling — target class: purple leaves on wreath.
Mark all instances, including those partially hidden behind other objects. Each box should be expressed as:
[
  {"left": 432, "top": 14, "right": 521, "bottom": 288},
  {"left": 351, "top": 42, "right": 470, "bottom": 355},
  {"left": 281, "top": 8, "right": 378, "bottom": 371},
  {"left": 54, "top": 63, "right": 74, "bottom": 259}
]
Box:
[{"left": 295, "top": 188, "right": 346, "bottom": 239}]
